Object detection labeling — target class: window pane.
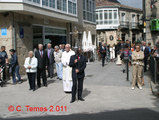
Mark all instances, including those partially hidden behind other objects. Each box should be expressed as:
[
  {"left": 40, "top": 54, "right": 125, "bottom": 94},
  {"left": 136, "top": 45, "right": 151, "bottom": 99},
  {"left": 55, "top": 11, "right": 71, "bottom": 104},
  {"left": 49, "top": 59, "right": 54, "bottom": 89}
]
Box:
[
  {"left": 68, "top": 1, "right": 73, "bottom": 13},
  {"left": 57, "top": 0, "right": 62, "bottom": 10},
  {"left": 49, "top": 0, "right": 55, "bottom": 8},
  {"left": 114, "top": 10, "right": 117, "bottom": 19},
  {"left": 83, "top": 0, "right": 86, "bottom": 10},
  {"left": 87, "top": 0, "right": 89, "bottom": 11},
  {"left": 42, "top": 0, "right": 49, "bottom": 6},
  {"left": 109, "top": 10, "right": 112, "bottom": 19},
  {"left": 83, "top": 11, "right": 86, "bottom": 20},
  {"left": 73, "top": 3, "right": 76, "bottom": 14},
  {"left": 63, "top": 0, "right": 67, "bottom": 11},
  {"left": 83, "top": 0, "right": 96, "bottom": 23},
  {"left": 121, "top": 13, "right": 125, "bottom": 21},
  {"left": 32, "top": 0, "right": 40, "bottom": 4},
  {"left": 99, "top": 11, "right": 103, "bottom": 20},
  {"left": 104, "top": 10, "right": 108, "bottom": 19},
  {"left": 96, "top": 12, "right": 98, "bottom": 20}
]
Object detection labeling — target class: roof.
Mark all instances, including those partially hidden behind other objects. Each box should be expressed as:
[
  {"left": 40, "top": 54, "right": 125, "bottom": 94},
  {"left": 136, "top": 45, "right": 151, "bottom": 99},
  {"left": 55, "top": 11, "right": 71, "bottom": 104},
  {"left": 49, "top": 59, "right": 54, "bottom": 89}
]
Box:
[{"left": 96, "top": 0, "right": 142, "bottom": 12}]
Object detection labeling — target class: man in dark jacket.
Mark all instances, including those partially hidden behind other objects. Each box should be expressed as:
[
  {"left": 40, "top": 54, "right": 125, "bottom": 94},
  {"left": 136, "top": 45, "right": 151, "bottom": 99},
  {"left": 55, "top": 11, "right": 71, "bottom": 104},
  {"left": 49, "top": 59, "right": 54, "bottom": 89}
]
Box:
[
  {"left": 0, "top": 46, "right": 8, "bottom": 81},
  {"left": 100, "top": 43, "right": 107, "bottom": 67},
  {"left": 45, "top": 43, "right": 54, "bottom": 78},
  {"left": 35, "top": 44, "right": 48, "bottom": 87},
  {"left": 141, "top": 42, "right": 150, "bottom": 72},
  {"left": 69, "top": 48, "right": 86, "bottom": 103}
]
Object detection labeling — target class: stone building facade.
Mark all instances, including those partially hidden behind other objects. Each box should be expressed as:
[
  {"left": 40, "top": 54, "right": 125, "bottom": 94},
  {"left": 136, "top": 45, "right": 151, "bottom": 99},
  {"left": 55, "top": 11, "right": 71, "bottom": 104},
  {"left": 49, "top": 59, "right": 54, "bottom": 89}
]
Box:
[
  {"left": 96, "top": 0, "right": 143, "bottom": 47},
  {"left": 0, "top": 0, "right": 96, "bottom": 74},
  {"left": 144, "top": 0, "right": 159, "bottom": 46}
]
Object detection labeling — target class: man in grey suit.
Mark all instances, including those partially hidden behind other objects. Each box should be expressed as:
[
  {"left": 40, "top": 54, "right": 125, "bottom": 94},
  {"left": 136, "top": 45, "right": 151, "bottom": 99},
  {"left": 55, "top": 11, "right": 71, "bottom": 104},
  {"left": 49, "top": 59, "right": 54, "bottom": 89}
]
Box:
[{"left": 46, "top": 43, "right": 55, "bottom": 78}]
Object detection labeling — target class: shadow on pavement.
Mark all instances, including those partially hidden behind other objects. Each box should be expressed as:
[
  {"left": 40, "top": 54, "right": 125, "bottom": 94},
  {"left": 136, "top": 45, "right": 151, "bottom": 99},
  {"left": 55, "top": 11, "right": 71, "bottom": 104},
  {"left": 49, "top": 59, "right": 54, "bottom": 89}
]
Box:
[
  {"left": 3, "top": 108, "right": 159, "bottom": 120},
  {"left": 83, "top": 88, "right": 91, "bottom": 98},
  {"left": 47, "top": 80, "right": 56, "bottom": 85}
]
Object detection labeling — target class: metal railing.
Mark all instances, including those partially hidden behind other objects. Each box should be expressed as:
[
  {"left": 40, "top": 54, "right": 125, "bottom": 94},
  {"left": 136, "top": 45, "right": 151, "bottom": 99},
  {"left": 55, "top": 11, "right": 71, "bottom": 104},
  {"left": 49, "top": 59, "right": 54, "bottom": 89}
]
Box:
[
  {"left": 150, "top": 56, "right": 159, "bottom": 84},
  {"left": 120, "top": 21, "right": 129, "bottom": 29},
  {"left": 131, "top": 22, "right": 139, "bottom": 29}
]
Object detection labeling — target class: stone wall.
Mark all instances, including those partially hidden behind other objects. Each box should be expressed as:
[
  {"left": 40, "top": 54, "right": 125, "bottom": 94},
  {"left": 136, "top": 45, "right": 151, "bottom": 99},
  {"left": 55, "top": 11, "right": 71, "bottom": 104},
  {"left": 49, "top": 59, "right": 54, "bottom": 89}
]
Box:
[
  {"left": 0, "top": 10, "right": 96, "bottom": 74},
  {"left": 145, "top": 0, "right": 159, "bottom": 46},
  {"left": 0, "top": 13, "right": 13, "bottom": 57},
  {"left": 0, "top": 12, "right": 69, "bottom": 74}
]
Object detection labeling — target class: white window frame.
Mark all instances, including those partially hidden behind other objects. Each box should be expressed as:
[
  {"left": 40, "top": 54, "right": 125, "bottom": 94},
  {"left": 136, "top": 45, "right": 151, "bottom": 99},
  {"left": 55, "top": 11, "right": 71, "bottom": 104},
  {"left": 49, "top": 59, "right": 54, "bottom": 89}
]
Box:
[
  {"left": 121, "top": 12, "right": 126, "bottom": 22},
  {"left": 96, "top": 8, "right": 119, "bottom": 30},
  {"left": 22, "top": 0, "right": 77, "bottom": 17}
]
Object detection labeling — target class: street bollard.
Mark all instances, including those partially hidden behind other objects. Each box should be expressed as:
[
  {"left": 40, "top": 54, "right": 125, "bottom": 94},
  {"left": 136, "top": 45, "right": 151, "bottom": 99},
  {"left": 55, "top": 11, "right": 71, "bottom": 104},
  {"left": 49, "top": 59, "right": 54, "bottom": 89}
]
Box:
[{"left": 126, "top": 59, "right": 129, "bottom": 81}]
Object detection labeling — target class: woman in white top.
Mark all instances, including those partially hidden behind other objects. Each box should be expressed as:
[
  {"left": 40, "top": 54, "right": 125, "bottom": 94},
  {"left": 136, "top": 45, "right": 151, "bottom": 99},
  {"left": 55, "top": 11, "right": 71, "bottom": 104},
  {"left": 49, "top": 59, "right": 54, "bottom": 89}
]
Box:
[{"left": 24, "top": 51, "right": 38, "bottom": 91}]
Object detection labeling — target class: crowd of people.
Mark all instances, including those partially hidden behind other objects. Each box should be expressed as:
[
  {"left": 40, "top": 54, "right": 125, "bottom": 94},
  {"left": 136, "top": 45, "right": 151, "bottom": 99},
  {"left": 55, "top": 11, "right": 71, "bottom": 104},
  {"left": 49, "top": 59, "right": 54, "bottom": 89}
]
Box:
[
  {"left": 98, "top": 40, "right": 159, "bottom": 90},
  {"left": 0, "top": 40, "right": 159, "bottom": 101},
  {"left": 0, "top": 43, "right": 87, "bottom": 103}
]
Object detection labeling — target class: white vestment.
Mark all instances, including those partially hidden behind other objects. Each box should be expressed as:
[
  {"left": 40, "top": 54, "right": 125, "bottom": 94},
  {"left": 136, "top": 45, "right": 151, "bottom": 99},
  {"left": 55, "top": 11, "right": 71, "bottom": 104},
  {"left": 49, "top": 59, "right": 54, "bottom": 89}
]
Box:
[
  {"left": 110, "top": 47, "right": 115, "bottom": 59},
  {"left": 61, "top": 50, "right": 75, "bottom": 92}
]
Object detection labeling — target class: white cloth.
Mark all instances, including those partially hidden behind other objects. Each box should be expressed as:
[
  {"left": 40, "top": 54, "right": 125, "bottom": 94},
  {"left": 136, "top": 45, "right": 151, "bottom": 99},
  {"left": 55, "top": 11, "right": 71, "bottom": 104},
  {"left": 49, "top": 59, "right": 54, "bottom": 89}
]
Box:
[
  {"left": 110, "top": 47, "right": 115, "bottom": 59},
  {"left": 116, "top": 54, "right": 122, "bottom": 65},
  {"left": 24, "top": 57, "right": 38, "bottom": 73},
  {"left": 61, "top": 50, "right": 75, "bottom": 92},
  {"left": 143, "top": 46, "right": 145, "bottom": 51}
]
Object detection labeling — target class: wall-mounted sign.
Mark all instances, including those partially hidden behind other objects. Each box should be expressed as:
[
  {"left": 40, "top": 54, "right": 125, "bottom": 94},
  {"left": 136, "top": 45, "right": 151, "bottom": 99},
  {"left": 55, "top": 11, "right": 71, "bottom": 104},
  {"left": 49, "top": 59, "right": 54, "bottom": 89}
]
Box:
[
  {"left": 45, "top": 39, "right": 51, "bottom": 45},
  {"left": 1, "top": 28, "right": 7, "bottom": 36},
  {"left": 20, "top": 27, "right": 24, "bottom": 38}
]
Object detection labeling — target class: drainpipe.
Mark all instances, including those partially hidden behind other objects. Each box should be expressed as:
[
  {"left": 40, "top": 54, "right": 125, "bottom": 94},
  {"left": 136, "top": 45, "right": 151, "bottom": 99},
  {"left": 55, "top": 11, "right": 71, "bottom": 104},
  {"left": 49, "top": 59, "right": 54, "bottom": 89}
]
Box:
[
  {"left": 12, "top": 12, "right": 16, "bottom": 50},
  {"left": 143, "top": 0, "right": 146, "bottom": 42},
  {"left": 70, "top": 23, "right": 73, "bottom": 46}
]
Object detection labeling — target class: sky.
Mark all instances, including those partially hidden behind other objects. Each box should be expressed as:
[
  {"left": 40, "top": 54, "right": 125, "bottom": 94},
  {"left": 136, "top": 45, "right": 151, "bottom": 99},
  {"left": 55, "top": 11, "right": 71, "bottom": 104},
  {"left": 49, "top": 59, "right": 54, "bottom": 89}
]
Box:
[{"left": 118, "top": 0, "right": 142, "bottom": 9}]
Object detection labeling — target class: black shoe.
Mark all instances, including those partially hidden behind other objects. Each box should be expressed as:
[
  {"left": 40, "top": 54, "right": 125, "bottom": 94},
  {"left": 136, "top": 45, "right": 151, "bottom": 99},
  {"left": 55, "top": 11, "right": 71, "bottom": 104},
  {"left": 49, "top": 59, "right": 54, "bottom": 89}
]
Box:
[
  {"left": 57, "top": 77, "right": 59, "bottom": 79},
  {"left": 59, "top": 78, "right": 62, "bottom": 80},
  {"left": 38, "top": 85, "right": 41, "bottom": 88},
  {"left": 44, "top": 84, "right": 48, "bottom": 87},
  {"left": 33, "top": 88, "right": 36, "bottom": 91},
  {"left": 29, "top": 88, "right": 32, "bottom": 90},
  {"left": 70, "top": 99, "right": 76, "bottom": 103},
  {"left": 78, "top": 98, "right": 85, "bottom": 101},
  {"left": 18, "top": 81, "right": 23, "bottom": 84}
]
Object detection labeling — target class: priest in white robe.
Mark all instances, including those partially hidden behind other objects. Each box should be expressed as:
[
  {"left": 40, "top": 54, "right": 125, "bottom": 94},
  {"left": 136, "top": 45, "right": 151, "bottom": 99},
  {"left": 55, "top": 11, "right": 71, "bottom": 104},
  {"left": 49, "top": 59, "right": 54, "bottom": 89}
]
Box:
[{"left": 61, "top": 44, "right": 75, "bottom": 92}]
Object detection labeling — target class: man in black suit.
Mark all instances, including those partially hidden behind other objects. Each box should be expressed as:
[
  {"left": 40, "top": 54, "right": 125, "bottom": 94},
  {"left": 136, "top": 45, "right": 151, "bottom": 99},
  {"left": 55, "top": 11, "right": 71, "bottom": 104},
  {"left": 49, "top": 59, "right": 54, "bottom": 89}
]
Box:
[
  {"left": 35, "top": 44, "right": 48, "bottom": 87},
  {"left": 69, "top": 48, "right": 86, "bottom": 103},
  {"left": 141, "top": 42, "right": 150, "bottom": 72},
  {"left": 45, "top": 43, "right": 54, "bottom": 78},
  {"left": 100, "top": 43, "right": 107, "bottom": 67}
]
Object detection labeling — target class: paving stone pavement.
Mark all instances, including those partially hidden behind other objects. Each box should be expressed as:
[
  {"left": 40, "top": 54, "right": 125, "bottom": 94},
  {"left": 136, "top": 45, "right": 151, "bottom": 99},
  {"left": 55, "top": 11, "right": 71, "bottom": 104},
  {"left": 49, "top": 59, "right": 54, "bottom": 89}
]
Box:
[{"left": 0, "top": 61, "right": 159, "bottom": 120}]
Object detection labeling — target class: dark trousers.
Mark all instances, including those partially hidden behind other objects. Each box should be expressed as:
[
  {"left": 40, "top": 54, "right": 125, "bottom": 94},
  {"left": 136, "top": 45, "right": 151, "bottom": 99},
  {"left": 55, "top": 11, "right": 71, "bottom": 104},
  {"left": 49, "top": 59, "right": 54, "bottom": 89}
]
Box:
[
  {"left": 72, "top": 77, "right": 84, "bottom": 100},
  {"left": 37, "top": 68, "right": 47, "bottom": 87},
  {"left": 3, "top": 68, "right": 6, "bottom": 80},
  {"left": 27, "top": 73, "right": 36, "bottom": 89},
  {"left": 48, "top": 63, "right": 54, "bottom": 78},
  {"left": 102, "top": 56, "right": 106, "bottom": 67},
  {"left": 12, "top": 65, "right": 21, "bottom": 83},
  {"left": 144, "top": 57, "right": 148, "bottom": 72}
]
